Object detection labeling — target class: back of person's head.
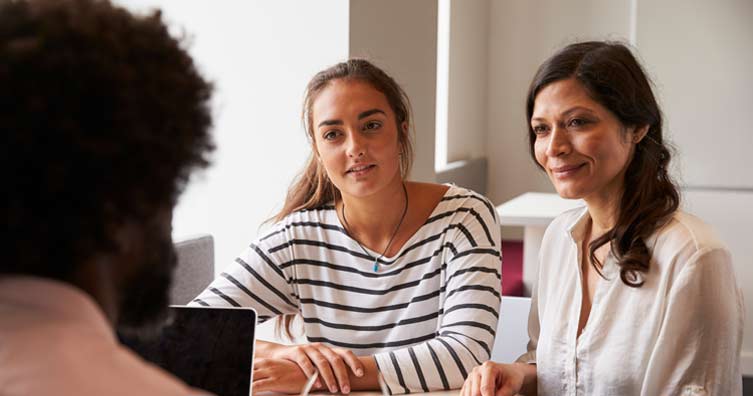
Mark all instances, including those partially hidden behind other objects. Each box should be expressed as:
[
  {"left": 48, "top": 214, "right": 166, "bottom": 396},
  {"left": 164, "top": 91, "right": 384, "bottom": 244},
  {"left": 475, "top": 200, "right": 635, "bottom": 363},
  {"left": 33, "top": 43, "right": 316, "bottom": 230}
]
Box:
[
  {"left": 274, "top": 59, "right": 414, "bottom": 221},
  {"left": 526, "top": 41, "right": 679, "bottom": 286},
  {"left": 2, "top": 0, "right": 214, "bottom": 291}
]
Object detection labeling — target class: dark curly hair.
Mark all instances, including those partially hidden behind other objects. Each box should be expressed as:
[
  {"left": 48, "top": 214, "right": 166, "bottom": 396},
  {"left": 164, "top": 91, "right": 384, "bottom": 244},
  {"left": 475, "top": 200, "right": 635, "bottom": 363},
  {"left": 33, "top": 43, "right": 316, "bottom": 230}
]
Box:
[
  {"left": 2, "top": 0, "right": 215, "bottom": 280},
  {"left": 526, "top": 41, "right": 680, "bottom": 287}
]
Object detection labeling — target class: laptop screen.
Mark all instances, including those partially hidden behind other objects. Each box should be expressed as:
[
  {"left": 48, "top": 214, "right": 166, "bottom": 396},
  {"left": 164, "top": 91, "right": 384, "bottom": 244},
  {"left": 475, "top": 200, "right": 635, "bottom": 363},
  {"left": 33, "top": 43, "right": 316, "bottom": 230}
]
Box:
[{"left": 119, "top": 306, "right": 257, "bottom": 396}]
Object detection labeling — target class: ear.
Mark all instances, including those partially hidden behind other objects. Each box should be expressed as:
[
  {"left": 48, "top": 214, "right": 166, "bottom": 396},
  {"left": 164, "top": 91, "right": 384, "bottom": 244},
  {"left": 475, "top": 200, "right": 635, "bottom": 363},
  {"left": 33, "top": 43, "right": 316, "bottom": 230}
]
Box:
[
  {"left": 401, "top": 121, "right": 408, "bottom": 134},
  {"left": 631, "top": 125, "right": 649, "bottom": 144}
]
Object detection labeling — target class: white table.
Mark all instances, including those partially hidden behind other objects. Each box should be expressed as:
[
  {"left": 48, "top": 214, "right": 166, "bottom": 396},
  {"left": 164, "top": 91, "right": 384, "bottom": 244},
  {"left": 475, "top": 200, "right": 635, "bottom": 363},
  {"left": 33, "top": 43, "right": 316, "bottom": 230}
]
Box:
[{"left": 496, "top": 192, "right": 584, "bottom": 296}]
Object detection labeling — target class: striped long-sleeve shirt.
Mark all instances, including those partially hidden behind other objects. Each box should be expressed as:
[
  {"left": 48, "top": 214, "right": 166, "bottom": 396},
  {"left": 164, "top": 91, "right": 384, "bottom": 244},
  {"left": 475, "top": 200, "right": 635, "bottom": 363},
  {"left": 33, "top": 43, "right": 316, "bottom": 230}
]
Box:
[{"left": 192, "top": 185, "right": 501, "bottom": 394}]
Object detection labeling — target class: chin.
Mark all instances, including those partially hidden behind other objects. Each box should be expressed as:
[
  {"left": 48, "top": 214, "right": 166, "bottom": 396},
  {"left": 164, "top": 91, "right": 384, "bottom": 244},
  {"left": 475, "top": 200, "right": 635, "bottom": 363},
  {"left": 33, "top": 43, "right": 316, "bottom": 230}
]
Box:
[
  {"left": 553, "top": 185, "right": 586, "bottom": 200},
  {"left": 343, "top": 185, "right": 381, "bottom": 199},
  {"left": 339, "top": 179, "right": 386, "bottom": 198}
]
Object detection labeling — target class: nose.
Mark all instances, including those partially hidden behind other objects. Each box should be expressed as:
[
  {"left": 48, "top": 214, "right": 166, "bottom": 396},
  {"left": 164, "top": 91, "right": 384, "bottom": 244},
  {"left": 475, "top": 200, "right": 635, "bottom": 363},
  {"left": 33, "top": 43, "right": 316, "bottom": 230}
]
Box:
[
  {"left": 545, "top": 124, "right": 570, "bottom": 158},
  {"left": 346, "top": 131, "right": 366, "bottom": 158}
]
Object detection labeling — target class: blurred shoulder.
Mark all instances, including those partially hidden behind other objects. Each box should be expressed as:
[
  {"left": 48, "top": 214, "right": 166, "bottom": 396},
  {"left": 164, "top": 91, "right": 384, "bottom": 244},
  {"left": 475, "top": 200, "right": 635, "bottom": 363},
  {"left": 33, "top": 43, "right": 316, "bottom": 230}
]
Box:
[
  {"left": 255, "top": 203, "right": 340, "bottom": 247},
  {"left": 657, "top": 210, "right": 727, "bottom": 251},
  {"left": 651, "top": 210, "right": 730, "bottom": 269},
  {"left": 421, "top": 182, "right": 497, "bottom": 218}
]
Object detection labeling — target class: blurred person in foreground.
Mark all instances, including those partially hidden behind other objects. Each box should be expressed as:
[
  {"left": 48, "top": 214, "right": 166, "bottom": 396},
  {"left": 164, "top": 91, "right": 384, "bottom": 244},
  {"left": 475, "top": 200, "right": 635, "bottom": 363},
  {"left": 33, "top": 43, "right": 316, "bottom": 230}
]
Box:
[{"left": 1, "top": 0, "right": 215, "bottom": 395}]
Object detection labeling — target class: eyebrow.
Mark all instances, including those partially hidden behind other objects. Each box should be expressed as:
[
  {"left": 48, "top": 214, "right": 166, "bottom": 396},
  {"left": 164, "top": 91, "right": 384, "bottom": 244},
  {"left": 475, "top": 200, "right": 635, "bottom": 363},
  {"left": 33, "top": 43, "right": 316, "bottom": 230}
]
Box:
[
  {"left": 316, "top": 108, "right": 386, "bottom": 128},
  {"left": 358, "top": 108, "right": 385, "bottom": 119},
  {"left": 531, "top": 106, "right": 596, "bottom": 123},
  {"left": 317, "top": 119, "right": 342, "bottom": 128}
]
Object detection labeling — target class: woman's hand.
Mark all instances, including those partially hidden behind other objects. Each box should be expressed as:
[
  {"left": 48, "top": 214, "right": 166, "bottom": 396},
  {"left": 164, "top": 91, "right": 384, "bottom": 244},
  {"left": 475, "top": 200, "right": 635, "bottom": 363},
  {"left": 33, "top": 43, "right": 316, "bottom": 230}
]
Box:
[
  {"left": 460, "top": 362, "right": 527, "bottom": 396},
  {"left": 253, "top": 358, "right": 319, "bottom": 394},
  {"left": 269, "top": 342, "right": 364, "bottom": 394}
]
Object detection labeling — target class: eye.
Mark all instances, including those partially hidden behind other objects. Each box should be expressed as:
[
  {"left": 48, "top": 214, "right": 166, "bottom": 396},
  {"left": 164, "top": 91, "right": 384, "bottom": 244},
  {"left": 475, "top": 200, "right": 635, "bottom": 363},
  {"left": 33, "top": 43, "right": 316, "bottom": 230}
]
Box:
[
  {"left": 323, "top": 130, "right": 341, "bottom": 141},
  {"left": 363, "top": 120, "right": 382, "bottom": 131},
  {"left": 532, "top": 124, "right": 549, "bottom": 135},
  {"left": 567, "top": 118, "right": 589, "bottom": 128}
]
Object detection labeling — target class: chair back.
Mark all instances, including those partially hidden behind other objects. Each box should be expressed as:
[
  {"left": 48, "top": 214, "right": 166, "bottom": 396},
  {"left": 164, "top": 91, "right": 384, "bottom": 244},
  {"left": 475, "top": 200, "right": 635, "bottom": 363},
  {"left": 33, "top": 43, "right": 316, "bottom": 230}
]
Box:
[
  {"left": 171, "top": 234, "right": 214, "bottom": 305},
  {"left": 491, "top": 296, "right": 531, "bottom": 363}
]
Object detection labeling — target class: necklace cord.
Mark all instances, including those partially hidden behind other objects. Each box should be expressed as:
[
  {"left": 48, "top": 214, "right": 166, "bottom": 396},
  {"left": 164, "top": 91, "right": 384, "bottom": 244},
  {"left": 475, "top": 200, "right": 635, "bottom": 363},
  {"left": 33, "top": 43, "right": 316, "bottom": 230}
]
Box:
[{"left": 341, "top": 183, "right": 409, "bottom": 271}]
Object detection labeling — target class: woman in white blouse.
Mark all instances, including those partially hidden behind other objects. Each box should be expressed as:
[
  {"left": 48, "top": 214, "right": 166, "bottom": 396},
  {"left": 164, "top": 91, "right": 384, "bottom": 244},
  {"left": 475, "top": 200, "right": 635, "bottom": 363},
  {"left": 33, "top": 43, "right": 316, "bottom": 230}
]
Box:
[{"left": 461, "top": 41, "right": 744, "bottom": 396}]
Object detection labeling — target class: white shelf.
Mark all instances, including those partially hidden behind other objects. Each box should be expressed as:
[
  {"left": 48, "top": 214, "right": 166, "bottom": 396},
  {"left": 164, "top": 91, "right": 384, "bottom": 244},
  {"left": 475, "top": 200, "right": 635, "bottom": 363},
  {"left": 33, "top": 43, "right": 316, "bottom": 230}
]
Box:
[{"left": 496, "top": 192, "right": 584, "bottom": 227}]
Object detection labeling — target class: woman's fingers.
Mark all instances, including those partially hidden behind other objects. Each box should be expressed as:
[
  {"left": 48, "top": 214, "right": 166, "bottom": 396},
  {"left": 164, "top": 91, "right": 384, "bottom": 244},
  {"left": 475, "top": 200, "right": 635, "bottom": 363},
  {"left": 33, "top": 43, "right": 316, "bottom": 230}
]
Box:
[
  {"left": 496, "top": 370, "right": 524, "bottom": 396},
  {"left": 320, "top": 347, "right": 352, "bottom": 393},
  {"left": 273, "top": 343, "right": 363, "bottom": 394},
  {"left": 303, "top": 344, "right": 339, "bottom": 393},
  {"left": 478, "top": 364, "right": 497, "bottom": 396},
  {"left": 251, "top": 358, "right": 309, "bottom": 394},
  {"left": 336, "top": 348, "right": 364, "bottom": 377},
  {"left": 252, "top": 358, "right": 270, "bottom": 379},
  {"left": 463, "top": 362, "right": 519, "bottom": 396},
  {"left": 281, "top": 345, "right": 314, "bottom": 378},
  {"left": 496, "top": 383, "right": 518, "bottom": 396},
  {"left": 252, "top": 378, "right": 275, "bottom": 394},
  {"left": 461, "top": 366, "right": 481, "bottom": 396},
  {"left": 459, "top": 378, "right": 467, "bottom": 396}
]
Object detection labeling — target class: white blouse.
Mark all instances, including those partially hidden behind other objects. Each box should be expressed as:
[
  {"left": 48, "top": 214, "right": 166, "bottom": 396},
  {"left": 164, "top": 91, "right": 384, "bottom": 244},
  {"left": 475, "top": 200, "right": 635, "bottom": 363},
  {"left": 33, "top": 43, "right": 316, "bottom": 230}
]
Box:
[{"left": 518, "top": 208, "right": 744, "bottom": 395}]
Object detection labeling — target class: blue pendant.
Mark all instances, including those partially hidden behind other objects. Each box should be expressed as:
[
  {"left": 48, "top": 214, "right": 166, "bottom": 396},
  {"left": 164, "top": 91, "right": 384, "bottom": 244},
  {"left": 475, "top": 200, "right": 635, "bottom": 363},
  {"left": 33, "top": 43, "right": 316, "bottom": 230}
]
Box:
[{"left": 373, "top": 262, "right": 379, "bottom": 272}]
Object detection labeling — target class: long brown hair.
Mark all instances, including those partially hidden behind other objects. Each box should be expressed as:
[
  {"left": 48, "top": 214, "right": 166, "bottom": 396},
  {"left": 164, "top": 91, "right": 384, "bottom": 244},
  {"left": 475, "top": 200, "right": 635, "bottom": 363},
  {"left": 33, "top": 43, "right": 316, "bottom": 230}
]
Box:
[
  {"left": 273, "top": 59, "right": 415, "bottom": 338},
  {"left": 273, "top": 59, "right": 414, "bottom": 222},
  {"left": 526, "top": 41, "right": 680, "bottom": 287}
]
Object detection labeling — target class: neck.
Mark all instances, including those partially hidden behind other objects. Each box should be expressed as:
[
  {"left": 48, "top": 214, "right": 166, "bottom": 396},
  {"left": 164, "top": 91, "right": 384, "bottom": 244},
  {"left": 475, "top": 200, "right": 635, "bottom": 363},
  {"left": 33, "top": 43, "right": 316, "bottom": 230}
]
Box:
[
  {"left": 71, "top": 257, "right": 119, "bottom": 327},
  {"left": 583, "top": 187, "right": 622, "bottom": 239},
  {"left": 339, "top": 176, "right": 407, "bottom": 244}
]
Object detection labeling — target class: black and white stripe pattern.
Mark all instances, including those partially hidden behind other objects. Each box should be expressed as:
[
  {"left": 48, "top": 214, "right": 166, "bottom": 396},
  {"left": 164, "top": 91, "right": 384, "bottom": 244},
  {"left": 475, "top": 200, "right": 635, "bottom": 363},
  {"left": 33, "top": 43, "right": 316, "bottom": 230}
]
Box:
[{"left": 191, "top": 186, "right": 501, "bottom": 394}]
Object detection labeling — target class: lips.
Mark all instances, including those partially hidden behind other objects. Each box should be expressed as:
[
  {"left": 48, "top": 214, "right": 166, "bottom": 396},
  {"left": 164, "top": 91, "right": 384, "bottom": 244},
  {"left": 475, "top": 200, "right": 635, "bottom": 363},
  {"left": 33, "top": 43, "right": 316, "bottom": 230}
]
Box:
[
  {"left": 550, "top": 163, "right": 585, "bottom": 178},
  {"left": 346, "top": 164, "right": 376, "bottom": 174},
  {"left": 551, "top": 164, "right": 584, "bottom": 172}
]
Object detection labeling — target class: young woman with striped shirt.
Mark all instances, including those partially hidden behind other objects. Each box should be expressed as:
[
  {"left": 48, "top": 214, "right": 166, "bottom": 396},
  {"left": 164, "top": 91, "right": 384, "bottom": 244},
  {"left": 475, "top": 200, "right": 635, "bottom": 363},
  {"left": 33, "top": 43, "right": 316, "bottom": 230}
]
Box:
[{"left": 192, "top": 59, "right": 502, "bottom": 394}]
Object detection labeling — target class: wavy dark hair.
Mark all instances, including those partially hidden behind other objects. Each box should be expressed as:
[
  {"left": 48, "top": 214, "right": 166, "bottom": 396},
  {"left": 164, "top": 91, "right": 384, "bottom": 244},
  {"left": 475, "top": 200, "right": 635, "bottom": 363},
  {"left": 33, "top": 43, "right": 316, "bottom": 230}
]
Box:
[
  {"left": 2, "top": 0, "right": 214, "bottom": 280},
  {"left": 526, "top": 41, "right": 680, "bottom": 287}
]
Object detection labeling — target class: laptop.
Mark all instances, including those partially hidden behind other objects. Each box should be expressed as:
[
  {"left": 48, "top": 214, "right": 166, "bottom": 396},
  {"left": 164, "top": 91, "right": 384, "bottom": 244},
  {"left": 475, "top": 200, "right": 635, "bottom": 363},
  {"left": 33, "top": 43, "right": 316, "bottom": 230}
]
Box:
[{"left": 119, "top": 306, "right": 257, "bottom": 396}]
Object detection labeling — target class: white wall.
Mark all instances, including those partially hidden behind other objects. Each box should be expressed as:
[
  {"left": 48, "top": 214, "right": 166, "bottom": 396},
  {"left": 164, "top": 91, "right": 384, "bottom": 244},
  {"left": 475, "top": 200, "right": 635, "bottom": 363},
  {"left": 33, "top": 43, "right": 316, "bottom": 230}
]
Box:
[
  {"left": 636, "top": 0, "right": 753, "bottom": 190},
  {"left": 445, "top": 0, "right": 489, "bottom": 164},
  {"left": 115, "top": 0, "right": 350, "bottom": 274},
  {"left": 349, "top": 0, "right": 438, "bottom": 183}
]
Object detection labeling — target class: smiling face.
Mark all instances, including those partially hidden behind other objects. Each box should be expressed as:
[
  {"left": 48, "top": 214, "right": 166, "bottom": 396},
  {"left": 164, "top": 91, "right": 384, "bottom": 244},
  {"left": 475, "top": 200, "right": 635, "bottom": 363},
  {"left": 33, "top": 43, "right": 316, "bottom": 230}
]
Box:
[
  {"left": 311, "top": 79, "right": 405, "bottom": 199},
  {"left": 531, "top": 78, "right": 644, "bottom": 204}
]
